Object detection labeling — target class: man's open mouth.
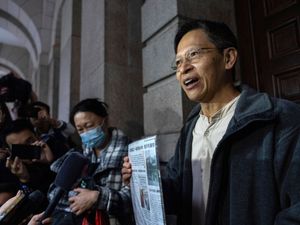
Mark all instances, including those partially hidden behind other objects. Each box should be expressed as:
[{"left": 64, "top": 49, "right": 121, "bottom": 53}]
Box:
[{"left": 184, "top": 78, "right": 199, "bottom": 87}]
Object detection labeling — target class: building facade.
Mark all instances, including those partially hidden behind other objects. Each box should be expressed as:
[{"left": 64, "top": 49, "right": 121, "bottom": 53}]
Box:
[{"left": 0, "top": 0, "right": 299, "bottom": 166}]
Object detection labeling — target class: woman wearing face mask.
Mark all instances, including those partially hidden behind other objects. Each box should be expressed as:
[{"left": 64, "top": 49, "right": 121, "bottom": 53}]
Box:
[{"left": 47, "top": 99, "right": 134, "bottom": 225}]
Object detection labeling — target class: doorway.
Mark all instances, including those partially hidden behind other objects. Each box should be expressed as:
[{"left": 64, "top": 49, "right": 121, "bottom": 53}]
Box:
[{"left": 235, "top": 0, "right": 300, "bottom": 103}]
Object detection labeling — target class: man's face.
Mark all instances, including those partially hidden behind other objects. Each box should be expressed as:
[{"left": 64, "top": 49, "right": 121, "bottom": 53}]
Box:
[
  {"left": 5, "top": 129, "right": 37, "bottom": 146},
  {"left": 30, "top": 107, "right": 50, "bottom": 132},
  {"left": 175, "top": 29, "right": 231, "bottom": 103}
]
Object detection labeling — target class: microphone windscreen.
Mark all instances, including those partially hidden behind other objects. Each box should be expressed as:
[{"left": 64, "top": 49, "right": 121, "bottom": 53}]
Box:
[
  {"left": 0, "top": 190, "right": 46, "bottom": 225},
  {"left": 28, "top": 190, "right": 45, "bottom": 209},
  {"left": 54, "top": 152, "right": 89, "bottom": 190}
]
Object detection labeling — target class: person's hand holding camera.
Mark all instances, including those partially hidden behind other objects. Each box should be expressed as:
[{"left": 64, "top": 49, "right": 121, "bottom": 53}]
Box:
[
  {"left": 0, "top": 147, "right": 9, "bottom": 161},
  {"left": 48, "top": 117, "right": 61, "bottom": 129},
  {"left": 6, "top": 156, "right": 30, "bottom": 183},
  {"left": 31, "top": 140, "right": 54, "bottom": 164}
]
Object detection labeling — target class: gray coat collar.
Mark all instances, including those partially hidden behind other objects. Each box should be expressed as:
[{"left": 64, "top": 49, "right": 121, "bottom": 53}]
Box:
[{"left": 185, "top": 85, "right": 276, "bottom": 127}]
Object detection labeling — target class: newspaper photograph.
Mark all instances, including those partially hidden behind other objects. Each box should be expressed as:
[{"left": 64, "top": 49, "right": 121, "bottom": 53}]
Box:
[{"left": 128, "top": 136, "right": 166, "bottom": 225}]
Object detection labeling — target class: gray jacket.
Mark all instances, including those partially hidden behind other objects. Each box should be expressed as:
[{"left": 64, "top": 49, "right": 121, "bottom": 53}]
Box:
[{"left": 163, "top": 86, "right": 300, "bottom": 225}]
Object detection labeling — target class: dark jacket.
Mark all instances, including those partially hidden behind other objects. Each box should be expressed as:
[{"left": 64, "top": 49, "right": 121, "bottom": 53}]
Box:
[{"left": 162, "top": 86, "right": 300, "bottom": 225}]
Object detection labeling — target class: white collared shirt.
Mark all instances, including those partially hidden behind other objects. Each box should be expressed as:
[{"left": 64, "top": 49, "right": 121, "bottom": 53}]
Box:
[{"left": 191, "top": 95, "right": 240, "bottom": 225}]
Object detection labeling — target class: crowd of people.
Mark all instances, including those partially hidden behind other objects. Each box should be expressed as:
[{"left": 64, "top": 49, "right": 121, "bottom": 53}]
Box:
[
  {"left": 1, "top": 18, "right": 300, "bottom": 225},
  {"left": 0, "top": 73, "right": 133, "bottom": 225}
]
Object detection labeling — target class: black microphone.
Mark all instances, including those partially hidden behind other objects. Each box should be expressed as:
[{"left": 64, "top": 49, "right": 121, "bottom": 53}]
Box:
[
  {"left": 0, "top": 190, "right": 45, "bottom": 225},
  {"left": 39, "top": 152, "right": 89, "bottom": 223}
]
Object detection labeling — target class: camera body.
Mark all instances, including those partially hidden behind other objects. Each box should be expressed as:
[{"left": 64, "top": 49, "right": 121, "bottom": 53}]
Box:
[
  {"left": 26, "top": 107, "right": 41, "bottom": 118},
  {"left": 10, "top": 144, "right": 41, "bottom": 160}
]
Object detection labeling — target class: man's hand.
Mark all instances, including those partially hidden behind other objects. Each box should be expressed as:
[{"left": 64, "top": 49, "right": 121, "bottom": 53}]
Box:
[
  {"left": 0, "top": 191, "right": 25, "bottom": 214},
  {"left": 31, "top": 140, "right": 54, "bottom": 164},
  {"left": 48, "top": 118, "right": 60, "bottom": 128},
  {"left": 68, "top": 188, "right": 99, "bottom": 215},
  {"left": 0, "top": 148, "right": 9, "bottom": 160},
  {"left": 6, "top": 157, "right": 30, "bottom": 183},
  {"left": 27, "top": 212, "right": 52, "bottom": 225},
  {"left": 122, "top": 156, "right": 132, "bottom": 186}
]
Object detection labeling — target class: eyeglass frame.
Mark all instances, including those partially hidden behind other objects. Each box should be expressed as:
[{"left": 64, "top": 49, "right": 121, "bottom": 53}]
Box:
[{"left": 171, "top": 47, "right": 222, "bottom": 71}]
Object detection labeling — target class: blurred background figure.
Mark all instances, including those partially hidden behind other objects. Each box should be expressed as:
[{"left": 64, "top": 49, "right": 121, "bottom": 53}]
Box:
[
  {"left": 20, "top": 101, "right": 79, "bottom": 159},
  {"left": 0, "top": 73, "right": 36, "bottom": 121},
  {"left": 0, "top": 102, "right": 12, "bottom": 162}
]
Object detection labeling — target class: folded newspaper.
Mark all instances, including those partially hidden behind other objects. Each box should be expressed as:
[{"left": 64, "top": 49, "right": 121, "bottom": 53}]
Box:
[{"left": 128, "top": 136, "right": 166, "bottom": 225}]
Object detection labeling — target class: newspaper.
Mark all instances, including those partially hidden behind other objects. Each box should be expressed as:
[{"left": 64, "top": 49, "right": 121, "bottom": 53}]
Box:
[{"left": 128, "top": 136, "right": 166, "bottom": 225}]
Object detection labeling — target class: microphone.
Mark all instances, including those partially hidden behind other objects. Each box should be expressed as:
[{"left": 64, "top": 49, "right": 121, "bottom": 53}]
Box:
[
  {"left": 0, "top": 190, "right": 45, "bottom": 225},
  {"left": 39, "top": 152, "right": 89, "bottom": 223}
]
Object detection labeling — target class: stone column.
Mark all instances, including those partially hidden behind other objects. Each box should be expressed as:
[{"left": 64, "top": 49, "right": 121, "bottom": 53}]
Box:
[
  {"left": 58, "top": 0, "right": 81, "bottom": 121},
  {"left": 37, "top": 60, "right": 49, "bottom": 102},
  {"left": 80, "top": 0, "right": 105, "bottom": 100},
  {"left": 105, "top": 0, "right": 144, "bottom": 138},
  {"left": 81, "top": 0, "right": 144, "bottom": 139},
  {"left": 48, "top": 44, "right": 60, "bottom": 118}
]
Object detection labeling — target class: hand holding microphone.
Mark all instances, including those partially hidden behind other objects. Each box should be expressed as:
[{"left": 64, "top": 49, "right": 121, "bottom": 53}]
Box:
[
  {"left": 0, "top": 190, "right": 45, "bottom": 225},
  {"left": 28, "top": 212, "right": 52, "bottom": 225},
  {"left": 0, "top": 190, "right": 25, "bottom": 220},
  {"left": 38, "top": 152, "right": 89, "bottom": 224},
  {"left": 68, "top": 188, "right": 100, "bottom": 215}
]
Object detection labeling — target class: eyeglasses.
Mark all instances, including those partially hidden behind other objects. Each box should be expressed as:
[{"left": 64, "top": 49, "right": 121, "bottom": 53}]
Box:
[{"left": 171, "top": 47, "right": 219, "bottom": 71}]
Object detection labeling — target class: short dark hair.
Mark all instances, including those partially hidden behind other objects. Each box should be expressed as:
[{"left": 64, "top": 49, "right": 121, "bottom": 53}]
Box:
[
  {"left": 2, "top": 119, "right": 35, "bottom": 141},
  {"left": 70, "top": 98, "right": 108, "bottom": 126},
  {"left": 174, "top": 19, "right": 238, "bottom": 53},
  {"left": 30, "top": 101, "right": 50, "bottom": 114}
]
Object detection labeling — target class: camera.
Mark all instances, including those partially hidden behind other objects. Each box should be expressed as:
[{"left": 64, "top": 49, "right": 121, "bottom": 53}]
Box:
[
  {"left": 17, "top": 105, "right": 41, "bottom": 119},
  {"left": 10, "top": 144, "right": 42, "bottom": 160},
  {"left": 26, "top": 107, "right": 41, "bottom": 118}
]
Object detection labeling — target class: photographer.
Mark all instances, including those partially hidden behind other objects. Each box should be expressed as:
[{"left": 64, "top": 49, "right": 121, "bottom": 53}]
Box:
[
  {"left": 0, "top": 102, "right": 13, "bottom": 161},
  {"left": 26, "top": 101, "right": 78, "bottom": 159},
  {"left": 2, "top": 119, "right": 55, "bottom": 195},
  {"left": 0, "top": 73, "right": 37, "bottom": 121}
]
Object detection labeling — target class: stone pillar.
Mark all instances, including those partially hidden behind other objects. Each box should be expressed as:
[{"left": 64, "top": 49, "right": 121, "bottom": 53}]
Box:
[
  {"left": 81, "top": 0, "right": 143, "bottom": 139},
  {"left": 37, "top": 62, "right": 49, "bottom": 102},
  {"left": 105, "top": 0, "right": 144, "bottom": 138},
  {"left": 48, "top": 44, "right": 60, "bottom": 118},
  {"left": 58, "top": 0, "right": 81, "bottom": 121},
  {"left": 80, "top": 0, "right": 105, "bottom": 100}
]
